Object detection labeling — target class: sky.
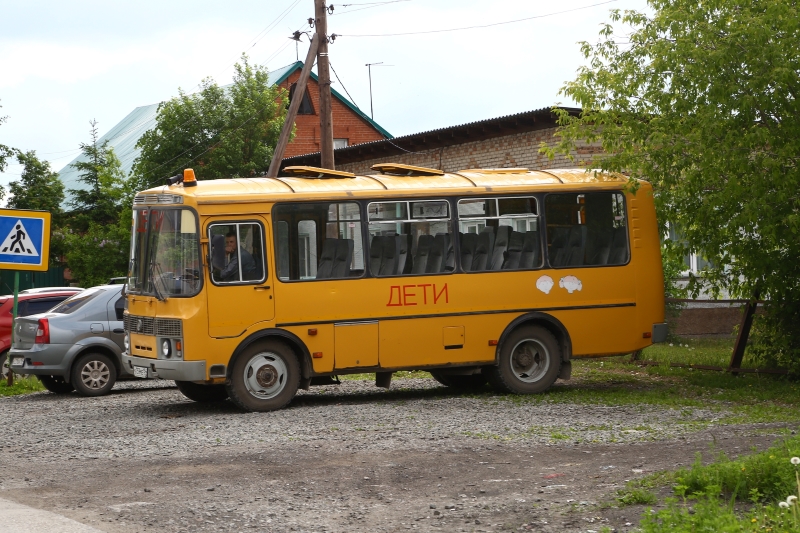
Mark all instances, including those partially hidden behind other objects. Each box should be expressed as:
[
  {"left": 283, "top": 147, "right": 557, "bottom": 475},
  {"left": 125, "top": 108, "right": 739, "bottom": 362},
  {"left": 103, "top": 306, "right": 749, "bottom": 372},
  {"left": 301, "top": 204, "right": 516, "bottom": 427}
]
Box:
[{"left": 0, "top": 0, "right": 651, "bottom": 189}]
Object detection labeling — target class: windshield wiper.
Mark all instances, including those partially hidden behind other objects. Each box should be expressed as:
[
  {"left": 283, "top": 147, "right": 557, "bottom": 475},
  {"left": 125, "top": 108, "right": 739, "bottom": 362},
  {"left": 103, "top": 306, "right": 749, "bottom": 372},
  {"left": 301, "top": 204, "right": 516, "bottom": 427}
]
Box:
[{"left": 149, "top": 262, "right": 167, "bottom": 302}]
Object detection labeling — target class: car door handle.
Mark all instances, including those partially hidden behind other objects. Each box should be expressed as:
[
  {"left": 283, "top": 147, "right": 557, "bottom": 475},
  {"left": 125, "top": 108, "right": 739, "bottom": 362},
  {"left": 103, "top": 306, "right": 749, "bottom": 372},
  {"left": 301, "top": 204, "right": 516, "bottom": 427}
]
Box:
[
  {"left": 113, "top": 328, "right": 124, "bottom": 334},
  {"left": 254, "top": 286, "right": 271, "bottom": 291}
]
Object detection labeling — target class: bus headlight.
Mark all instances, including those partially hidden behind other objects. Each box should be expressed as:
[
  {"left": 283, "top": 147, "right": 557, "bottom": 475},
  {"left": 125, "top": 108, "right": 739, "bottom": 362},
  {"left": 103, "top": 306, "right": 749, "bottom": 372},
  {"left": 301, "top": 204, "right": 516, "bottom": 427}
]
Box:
[
  {"left": 162, "top": 339, "right": 172, "bottom": 358},
  {"left": 124, "top": 333, "right": 130, "bottom": 352}
]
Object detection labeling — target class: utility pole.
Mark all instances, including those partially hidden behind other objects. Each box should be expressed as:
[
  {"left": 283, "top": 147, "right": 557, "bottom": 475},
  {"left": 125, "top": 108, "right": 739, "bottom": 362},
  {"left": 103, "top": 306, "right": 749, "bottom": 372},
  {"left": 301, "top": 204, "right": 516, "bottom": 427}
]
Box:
[{"left": 315, "top": 0, "right": 334, "bottom": 169}]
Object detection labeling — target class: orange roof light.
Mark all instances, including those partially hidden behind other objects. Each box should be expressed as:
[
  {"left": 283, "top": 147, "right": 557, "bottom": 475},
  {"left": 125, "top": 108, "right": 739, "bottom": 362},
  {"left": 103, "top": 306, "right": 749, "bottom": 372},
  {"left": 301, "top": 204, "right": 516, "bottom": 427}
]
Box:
[{"left": 183, "top": 168, "right": 197, "bottom": 187}]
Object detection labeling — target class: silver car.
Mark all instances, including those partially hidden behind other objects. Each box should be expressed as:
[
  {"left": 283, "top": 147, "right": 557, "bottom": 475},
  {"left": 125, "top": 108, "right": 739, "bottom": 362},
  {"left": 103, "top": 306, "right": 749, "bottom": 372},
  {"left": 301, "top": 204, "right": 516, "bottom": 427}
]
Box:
[{"left": 9, "top": 285, "right": 132, "bottom": 396}]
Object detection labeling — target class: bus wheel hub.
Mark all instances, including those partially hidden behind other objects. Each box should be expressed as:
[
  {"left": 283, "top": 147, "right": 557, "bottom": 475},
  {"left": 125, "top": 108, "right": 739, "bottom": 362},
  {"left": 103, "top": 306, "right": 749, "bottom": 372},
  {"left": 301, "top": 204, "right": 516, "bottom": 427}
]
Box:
[
  {"left": 515, "top": 350, "right": 534, "bottom": 368},
  {"left": 256, "top": 365, "right": 278, "bottom": 388}
]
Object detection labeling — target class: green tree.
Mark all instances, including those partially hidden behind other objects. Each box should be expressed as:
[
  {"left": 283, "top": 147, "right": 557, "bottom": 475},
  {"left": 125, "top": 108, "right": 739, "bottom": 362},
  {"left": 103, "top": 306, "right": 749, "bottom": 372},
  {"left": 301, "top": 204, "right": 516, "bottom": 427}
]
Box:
[
  {"left": 132, "top": 55, "right": 287, "bottom": 190},
  {"left": 8, "top": 150, "right": 67, "bottom": 266},
  {"left": 544, "top": 0, "right": 800, "bottom": 372},
  {"left": 63, "top": 217, "right": 130, "bottom": 288},
  {"left": 68, "top": 120, "right": 128, "bottom": 233}
]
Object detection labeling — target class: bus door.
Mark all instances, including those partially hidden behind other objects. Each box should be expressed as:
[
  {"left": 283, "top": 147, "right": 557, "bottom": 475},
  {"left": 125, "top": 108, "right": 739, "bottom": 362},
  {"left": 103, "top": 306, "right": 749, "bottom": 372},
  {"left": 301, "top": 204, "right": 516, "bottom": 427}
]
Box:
[{"left": 206, "top": 218, "right": 274, "bottom": 338}]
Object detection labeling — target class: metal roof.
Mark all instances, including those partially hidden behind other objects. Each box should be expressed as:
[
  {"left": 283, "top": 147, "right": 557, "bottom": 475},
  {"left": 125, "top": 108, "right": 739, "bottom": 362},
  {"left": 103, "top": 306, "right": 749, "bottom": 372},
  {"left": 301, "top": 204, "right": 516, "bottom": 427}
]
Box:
[
  {"left": 57, "top": 62, "right": 391, "bottom": 197},
  {"left": 137, "top": 168, "right": 629, "bottom": 205},
  {"left": 280, "top": 107, "right": 582, "bottom": 169}
]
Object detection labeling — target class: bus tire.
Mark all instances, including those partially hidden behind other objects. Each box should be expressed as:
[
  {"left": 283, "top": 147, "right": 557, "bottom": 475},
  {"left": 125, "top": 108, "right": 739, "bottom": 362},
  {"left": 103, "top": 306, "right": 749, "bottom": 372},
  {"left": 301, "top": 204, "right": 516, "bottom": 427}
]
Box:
[
  {"left": 487, "top": 325, "right": 561, "bottom": 394},
  {"left": 430, "top": 370, "right": 488, "bottom": 389},
  {"left": 226, "top": 340, "right": 300, "bottom": 412},
  {"left": 175, "top": 381, "right": 228, "bottom": 403}
]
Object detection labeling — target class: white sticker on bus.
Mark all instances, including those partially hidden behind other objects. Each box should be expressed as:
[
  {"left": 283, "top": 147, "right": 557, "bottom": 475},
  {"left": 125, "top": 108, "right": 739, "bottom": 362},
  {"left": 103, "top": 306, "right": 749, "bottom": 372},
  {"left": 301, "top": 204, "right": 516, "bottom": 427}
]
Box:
[
  {"left": 536, "top": 275, "right": 554, "bottom": 294},
  {"left": 559, "top": 275, "right": 583, "bottom": 294}
]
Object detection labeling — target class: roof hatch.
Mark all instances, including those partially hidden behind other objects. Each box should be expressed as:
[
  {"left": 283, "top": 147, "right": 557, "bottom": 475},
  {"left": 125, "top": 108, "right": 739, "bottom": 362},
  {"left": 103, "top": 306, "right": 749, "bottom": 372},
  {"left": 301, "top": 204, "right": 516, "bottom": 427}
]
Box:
[
  {"left": 282, "top": 166, "right": 356, "bottom": 179},
  {"left": 371, "top": 163, "right": 444, "bottom": 176},
  {"left": 458, "top": 167, "right": 530, "bottom": 174}
]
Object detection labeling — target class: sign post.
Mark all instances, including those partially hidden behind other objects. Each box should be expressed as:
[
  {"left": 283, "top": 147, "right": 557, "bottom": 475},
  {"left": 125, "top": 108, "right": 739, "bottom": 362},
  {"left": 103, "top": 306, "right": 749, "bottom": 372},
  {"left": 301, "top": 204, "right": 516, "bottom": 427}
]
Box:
[{"left": 0, "top": 209, "right": 51, "bottom": 387}]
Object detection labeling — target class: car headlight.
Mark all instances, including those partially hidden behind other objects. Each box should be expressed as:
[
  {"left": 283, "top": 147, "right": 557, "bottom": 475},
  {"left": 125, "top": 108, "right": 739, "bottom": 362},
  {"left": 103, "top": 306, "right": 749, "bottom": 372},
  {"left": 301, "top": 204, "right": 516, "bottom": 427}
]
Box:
[
  {"left": 162, "top": 339, "right": 172, "bottom": 358},
  {"left": 124, "top": 333, "right": 130, "bottom": 351}
]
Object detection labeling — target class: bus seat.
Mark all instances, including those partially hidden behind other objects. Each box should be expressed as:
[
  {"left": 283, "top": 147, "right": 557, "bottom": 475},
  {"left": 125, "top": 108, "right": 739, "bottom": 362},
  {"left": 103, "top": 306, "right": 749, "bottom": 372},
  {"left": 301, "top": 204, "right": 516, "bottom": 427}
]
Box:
[
  {"left": 489, "top": 226, "right": 510, "bottom": 270},
  {"left": 411, "top": 235, "right": 434, "bottom": 274},
  {"left": 519, "top": 231, "right": 540, "bottom": 269},
  {"left": 503, "top": 231, "right": 525, "bottom": 269},
  {"left": 440, "top": 233, "right": 455, "bottom": 271},
  {"left": 331, "top": 239, "right": 354, "bottom": 278},
  {"left": 586, "top": 228, "right": 613, "bottom": 265},
  {"left": 565, "top": 225, "right": 587, "bottom": 266},
  {"left": 549, "top": 227, "right": 569, "bottom": 266},
  {"left": 378, "top": 236, "right": 400, "bottom": 276},
  {"left": 396, "top": 234, "right": 412, "bottom": 274},
  {"left": 460, "top": 233, "right": 478, "bottom": 272},
  {"left": 316, "top": 239, "right": 338, "bottom": 279},
  {"left": 426, "top": 234, "right": 447, "bottom": 274},
  {"left": 470, "top": 227, "right": 495, "bottom": 271},
  {"left": 608, "top": 227, "right": 629, "bottom": 265},
  {"left": 369, "top": 235, "right": 385, "bottom": 275}
]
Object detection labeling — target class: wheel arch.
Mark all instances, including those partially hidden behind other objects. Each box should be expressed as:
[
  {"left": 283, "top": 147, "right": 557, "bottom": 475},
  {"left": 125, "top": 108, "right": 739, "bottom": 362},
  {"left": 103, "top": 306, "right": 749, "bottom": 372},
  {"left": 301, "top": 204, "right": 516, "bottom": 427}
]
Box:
[
  {"left": 496, "top": 312, "right": 572, "bottom": 364},
  {"left": 228, "top": 329, "right": 312, "bottom": 382},
  {"left": 67, "top": 343, "right": 122, "bottom": 383}
]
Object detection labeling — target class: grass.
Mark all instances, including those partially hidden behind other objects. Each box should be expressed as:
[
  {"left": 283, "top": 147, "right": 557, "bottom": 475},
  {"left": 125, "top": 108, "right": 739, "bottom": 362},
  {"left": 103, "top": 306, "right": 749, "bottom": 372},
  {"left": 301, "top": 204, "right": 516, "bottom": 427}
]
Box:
[{"left": 0, "top": 375, "right": 45, "bottom": 396}]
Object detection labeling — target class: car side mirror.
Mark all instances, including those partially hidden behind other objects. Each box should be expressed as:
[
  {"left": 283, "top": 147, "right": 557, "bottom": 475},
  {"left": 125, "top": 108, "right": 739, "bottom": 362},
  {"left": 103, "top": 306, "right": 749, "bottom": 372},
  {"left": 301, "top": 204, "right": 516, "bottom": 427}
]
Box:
[{"left": 210, "top": 234, "right": 226, "bottom": 271}]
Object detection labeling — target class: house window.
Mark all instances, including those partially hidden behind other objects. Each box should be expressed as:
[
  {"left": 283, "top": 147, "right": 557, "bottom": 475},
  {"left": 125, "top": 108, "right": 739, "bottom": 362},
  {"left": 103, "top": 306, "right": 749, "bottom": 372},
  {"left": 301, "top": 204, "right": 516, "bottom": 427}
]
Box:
[
  {"left": 288, "top": 83, "right": 315, "bottom": 115},
  {"left": 333, "top": 138, "right": 349, "bottom": 150}
]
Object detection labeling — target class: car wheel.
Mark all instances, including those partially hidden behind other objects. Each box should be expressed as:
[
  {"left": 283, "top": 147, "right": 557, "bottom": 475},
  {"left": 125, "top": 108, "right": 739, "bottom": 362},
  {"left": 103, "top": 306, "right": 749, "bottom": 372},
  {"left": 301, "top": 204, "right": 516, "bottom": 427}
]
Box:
[
  {"left": 429, "top": 370, "right": 488, "bottom": 389},
  {"left": 225, "top": 340, "right": 300, "bottom": 412},
  {"left": 38, "top": 375, "right": 75, "bottom": 394},
  {"left": 175, "top": 380, "right": 228, "bottom": 403},
  {"left": 71, "top": 353, "right": 117, "bottom": 397},
  {"left": 487, "top": 325, "right": 561, "bottom": 394}
]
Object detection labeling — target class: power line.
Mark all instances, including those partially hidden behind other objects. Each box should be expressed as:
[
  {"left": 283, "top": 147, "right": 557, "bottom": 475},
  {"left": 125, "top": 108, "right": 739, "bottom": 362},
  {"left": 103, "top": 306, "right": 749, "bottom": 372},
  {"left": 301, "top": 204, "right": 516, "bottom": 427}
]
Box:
[
  {"left": 337, "top": 0, "right": 617, "bottom": 37},
  {"left": 331, "top": 0, "right": 410, "bottom": 15},
  {"left": 329, "top": 63, "right": 361, "bottom": 110}
]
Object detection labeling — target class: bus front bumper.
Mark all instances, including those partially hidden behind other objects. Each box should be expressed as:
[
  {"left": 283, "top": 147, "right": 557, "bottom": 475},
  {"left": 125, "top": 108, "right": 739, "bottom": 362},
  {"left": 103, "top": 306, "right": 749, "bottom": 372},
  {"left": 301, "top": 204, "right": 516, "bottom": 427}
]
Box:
[{"left": 122, "top": 354, "right": 207, "bottom": 382}]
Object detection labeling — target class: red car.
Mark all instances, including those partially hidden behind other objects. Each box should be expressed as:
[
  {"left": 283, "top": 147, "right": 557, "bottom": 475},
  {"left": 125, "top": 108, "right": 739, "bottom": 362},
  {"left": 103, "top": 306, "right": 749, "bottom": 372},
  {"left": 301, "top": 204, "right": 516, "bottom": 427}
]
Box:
[{"left": 0, "top": 289, "right": 83, "bottom": 368}]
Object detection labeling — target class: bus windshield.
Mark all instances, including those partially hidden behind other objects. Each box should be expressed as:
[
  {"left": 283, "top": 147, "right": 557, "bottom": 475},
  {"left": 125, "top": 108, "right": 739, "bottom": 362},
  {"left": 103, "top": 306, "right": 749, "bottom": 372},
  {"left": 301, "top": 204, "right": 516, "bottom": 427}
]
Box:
[{"left": 127, "top": 208, "right": 201, "bottom": 298}]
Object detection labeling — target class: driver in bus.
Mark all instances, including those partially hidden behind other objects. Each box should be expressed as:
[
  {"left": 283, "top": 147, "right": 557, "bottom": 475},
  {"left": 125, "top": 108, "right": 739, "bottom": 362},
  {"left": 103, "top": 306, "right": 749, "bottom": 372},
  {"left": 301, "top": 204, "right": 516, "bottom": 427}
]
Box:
[{"left": 218, "top": 231, "right": 257, "bottom": 282}]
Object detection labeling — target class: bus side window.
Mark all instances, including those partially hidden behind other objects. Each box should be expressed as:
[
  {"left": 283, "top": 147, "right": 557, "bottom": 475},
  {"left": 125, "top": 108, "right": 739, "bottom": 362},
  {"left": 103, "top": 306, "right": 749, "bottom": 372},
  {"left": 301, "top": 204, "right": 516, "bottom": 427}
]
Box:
[
  {"left": 457, "top": 197, "right": 541, "bottom": 272},
  {"left": 545, "top": 192, "right": 629, "bottom": 268},
  {"left": 366, "top": 200, "right": 452, "bottom": 276},
  {"left": 208, "top": 222, "right": 266, "bottom": 284},
  {"left": 273, "top": 202, "right": 364, "bottom": 281}
]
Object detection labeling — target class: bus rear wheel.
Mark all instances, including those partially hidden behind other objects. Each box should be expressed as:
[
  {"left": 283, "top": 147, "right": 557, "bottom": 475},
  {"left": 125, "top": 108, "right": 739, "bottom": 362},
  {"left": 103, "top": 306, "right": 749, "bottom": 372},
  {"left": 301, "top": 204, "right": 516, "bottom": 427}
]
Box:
[
  {"left": 175, "top": 381, "right": 228, "bottom": 403},
  {"left": 430, "top": 370, "right": 488, "bottom": 389},
  {"left": 226, "top": 340, "right": 300, "bottom": 412},
  {"left": 487, "top": 325, "right": 561, "bottom": 394}
]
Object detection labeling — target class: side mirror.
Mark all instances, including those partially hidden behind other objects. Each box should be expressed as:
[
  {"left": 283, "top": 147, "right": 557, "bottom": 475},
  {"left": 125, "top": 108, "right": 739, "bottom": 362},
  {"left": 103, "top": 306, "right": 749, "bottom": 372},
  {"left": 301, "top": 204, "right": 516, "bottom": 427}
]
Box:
[{"left": 210, "top": 234, "right": 227, "bottom": 270}]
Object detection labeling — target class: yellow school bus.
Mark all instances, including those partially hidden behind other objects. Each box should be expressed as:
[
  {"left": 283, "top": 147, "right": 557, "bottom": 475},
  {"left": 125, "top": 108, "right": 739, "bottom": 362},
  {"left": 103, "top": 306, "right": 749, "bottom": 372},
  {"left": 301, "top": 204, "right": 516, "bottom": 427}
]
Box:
[{"left": 121, "top": 164, "right": 666, "bottom": 412}]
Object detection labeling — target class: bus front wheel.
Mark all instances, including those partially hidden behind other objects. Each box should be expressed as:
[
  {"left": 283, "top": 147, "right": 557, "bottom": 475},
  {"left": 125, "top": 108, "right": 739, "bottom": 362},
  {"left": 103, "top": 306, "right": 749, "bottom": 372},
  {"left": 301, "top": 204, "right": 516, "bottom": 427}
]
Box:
[
  {"left": 226, "top": 340, "right": 300, "bottom": 412},
  {"left": 175, "top": 381, "right": 228, "bottom": 403},
  {"left": 487, "top": 326, "right": 561, "bottom": 394}
]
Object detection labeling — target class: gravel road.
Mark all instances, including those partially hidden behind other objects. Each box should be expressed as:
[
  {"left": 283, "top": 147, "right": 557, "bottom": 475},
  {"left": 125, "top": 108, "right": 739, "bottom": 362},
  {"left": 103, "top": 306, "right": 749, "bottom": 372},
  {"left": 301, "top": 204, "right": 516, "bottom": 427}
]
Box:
[{"left": 0, "top": 377, "right": 791, "bottom": 533}]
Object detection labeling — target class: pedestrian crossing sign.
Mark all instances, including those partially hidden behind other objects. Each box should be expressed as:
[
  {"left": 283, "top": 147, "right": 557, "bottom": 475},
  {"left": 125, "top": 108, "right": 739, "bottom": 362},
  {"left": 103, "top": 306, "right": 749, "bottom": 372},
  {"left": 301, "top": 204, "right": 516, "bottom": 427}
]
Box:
[{"left": 0, "top": 209, "right": 51, "bottom": 271}]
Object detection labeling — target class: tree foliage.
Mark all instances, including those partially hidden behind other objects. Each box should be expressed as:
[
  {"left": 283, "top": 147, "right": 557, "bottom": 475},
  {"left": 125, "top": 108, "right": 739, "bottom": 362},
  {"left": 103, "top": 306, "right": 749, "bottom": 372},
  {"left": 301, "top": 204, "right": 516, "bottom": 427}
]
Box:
[
  {"left": 68, "top": 120, "right": 129, "bottom": 233},
  {"left": 544, "top": 0, "right": 800, "bottom": 369},
  {"left": 8, "top": 150, "right": 67, "bottom": 266},
  {"left": 132, "top": 56, "right": 287, "bottom": 190}
]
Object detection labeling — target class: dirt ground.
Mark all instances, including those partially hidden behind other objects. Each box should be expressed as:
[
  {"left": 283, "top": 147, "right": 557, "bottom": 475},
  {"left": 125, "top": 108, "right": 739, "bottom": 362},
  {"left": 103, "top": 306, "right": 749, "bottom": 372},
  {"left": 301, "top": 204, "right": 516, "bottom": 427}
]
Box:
[{"left": 0, "top": 381, "right": 794, "bottom": 533}]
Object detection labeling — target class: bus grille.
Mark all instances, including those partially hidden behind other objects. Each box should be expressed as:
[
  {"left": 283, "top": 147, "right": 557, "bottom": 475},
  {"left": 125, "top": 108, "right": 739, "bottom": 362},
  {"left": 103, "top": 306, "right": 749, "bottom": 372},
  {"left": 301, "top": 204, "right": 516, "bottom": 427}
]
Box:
[
  {"left": 155, "top": 319, "right": 183, "bottom": 337},
  {"left": 124, "top": 315, "right": 182, "bottom": 337}
]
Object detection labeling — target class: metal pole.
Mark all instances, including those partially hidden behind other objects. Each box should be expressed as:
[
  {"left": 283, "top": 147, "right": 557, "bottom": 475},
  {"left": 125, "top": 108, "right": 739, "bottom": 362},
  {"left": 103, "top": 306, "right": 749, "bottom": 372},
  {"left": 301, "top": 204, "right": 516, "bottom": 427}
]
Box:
[
  {"left": 7, "top": 271, "right": 18, "bottom": 386},
  {"left": 368, "top": 64, "right": 374, "bottom": 119}
]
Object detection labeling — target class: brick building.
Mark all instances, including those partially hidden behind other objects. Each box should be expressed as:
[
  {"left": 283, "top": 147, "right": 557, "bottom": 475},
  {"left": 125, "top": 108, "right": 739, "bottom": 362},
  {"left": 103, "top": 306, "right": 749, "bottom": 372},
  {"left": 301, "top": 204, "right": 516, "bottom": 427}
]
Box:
[
  {"left": 280, "top": 107, "right": 603, "bottom": 173},
  {"left": 57, "top": 61, "right": 391, "bottom": 191},
  {"left": 275, "top": 63, "right": 392, "bottom": 158}
]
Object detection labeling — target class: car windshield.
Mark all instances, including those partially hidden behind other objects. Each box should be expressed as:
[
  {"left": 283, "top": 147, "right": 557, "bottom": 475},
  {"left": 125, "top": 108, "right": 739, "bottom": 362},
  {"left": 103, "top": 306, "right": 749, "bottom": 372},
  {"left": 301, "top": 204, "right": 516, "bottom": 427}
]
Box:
[
  {"left": 49, "top": 288, "right": 104, "bottom": 314},
  {"left": 127, "top": 208, "right": 201, "bottom": 298}
]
